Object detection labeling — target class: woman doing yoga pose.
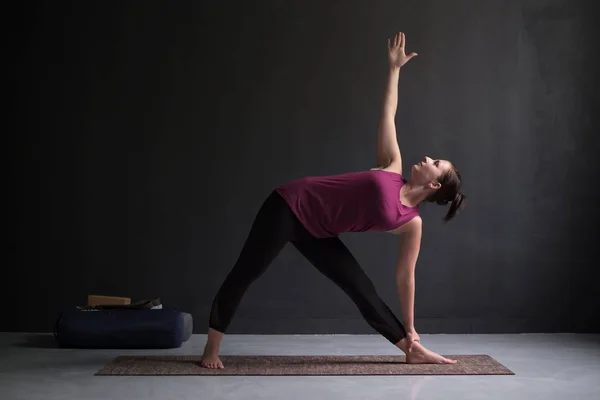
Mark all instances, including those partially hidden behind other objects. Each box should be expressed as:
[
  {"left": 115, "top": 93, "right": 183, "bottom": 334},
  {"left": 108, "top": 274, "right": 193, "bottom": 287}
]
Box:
[{"left": 201, "top": 31, "right": 466, "bottom": 369}]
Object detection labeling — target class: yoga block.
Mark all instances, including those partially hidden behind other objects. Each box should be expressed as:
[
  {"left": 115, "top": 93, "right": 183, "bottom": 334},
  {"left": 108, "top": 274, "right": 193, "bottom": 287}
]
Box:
[{"left": 88, "top": 295, "right": 131, "bottom": 306}]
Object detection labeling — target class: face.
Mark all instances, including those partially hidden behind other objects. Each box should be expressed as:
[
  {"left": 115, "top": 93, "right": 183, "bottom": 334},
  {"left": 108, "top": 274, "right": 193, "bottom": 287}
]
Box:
[{"left": 411, "top": 156, "right": 453, "bottom": 189}]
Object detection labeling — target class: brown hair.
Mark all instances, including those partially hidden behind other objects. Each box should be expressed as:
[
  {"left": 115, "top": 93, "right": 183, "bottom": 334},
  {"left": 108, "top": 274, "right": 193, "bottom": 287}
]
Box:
[{"left": 427, "top": 165, "right": 466, "bottom": 222}]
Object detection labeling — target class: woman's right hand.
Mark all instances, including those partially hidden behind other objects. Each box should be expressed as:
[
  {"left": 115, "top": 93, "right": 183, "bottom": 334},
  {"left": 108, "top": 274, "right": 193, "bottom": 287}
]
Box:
[
  {"left": 406, "top": 329, "right": 421, "bottom": 352},
  {"left": 388, "top": 31, "right": 418, "bottom": 68}
]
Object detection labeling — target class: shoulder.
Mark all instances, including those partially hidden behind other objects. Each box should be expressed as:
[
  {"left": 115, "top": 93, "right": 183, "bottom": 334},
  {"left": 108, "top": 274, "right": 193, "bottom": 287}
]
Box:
[
  {"left": 401, "top": 215, "right": 422, "bottom": 236},
  {"left": 370, "top": 166, "right": 409, "bottom": 185},
  {"left": 388, "top": 215, "right": 422, "bottom": 236},
  {"left": 396, "top": 216, "right": 422, "bottom": 265},
  {"left": 371, "top": 165, "right": 403, "bottom": 175}
]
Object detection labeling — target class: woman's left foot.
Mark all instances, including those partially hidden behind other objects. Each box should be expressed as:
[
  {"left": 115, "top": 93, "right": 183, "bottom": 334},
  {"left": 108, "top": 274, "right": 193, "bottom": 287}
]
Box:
[{"left": 200, "top": 346, "right": 224, "bottom": 369}]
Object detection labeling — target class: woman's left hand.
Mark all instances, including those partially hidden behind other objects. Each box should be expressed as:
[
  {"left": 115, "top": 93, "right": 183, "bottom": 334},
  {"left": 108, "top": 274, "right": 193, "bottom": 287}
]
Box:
[{"left": 388, "top": 31, "right": 418, "bottom": 68}]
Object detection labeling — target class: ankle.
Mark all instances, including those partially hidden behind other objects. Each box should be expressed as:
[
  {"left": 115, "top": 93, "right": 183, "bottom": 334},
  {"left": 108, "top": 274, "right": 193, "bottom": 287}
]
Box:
[
  {"left": 396, "top": 338, "right": 409, "bottom": 354},
  {"left": 204, "top": 345, "right": 219, "bottom": 354},
  {"left": 205, "top": 327, "right": 224, "bottom": 351},
  {"left": 396, "top": 338, "right": 424, "bottom": 355}
]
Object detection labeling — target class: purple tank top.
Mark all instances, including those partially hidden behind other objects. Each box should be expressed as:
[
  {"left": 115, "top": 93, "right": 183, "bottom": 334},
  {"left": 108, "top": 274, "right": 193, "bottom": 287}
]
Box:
[{"left": 275, "top": 170, "right": 419, "bottom": 238}]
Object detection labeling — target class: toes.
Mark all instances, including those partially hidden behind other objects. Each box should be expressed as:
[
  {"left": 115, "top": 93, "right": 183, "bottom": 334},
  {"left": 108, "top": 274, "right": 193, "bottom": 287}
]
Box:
[{"left": 200, "top": 358, "right": 224, "bottom": 369}]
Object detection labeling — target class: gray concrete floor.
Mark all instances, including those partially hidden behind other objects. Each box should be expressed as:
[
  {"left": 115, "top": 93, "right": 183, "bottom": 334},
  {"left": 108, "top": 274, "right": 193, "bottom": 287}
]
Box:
[{"left": 1, "top": 333, "right": 599, "bottom": 400}]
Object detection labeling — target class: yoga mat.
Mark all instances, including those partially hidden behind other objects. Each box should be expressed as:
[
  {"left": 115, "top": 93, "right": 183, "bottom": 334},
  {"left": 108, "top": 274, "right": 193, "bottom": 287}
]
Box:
[{"left": 95, "top": 354, "right": 514, "bottom": 376}]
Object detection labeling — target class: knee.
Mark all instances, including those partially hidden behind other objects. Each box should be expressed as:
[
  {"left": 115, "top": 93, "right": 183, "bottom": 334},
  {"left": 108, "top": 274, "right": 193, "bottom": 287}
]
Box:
[{"left": 345, "top": 283, "right": 381, "bottom": 307}]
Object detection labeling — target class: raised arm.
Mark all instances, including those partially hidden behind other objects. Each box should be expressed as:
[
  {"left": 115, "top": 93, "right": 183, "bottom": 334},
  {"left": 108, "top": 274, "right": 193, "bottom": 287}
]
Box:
[{"left": 375, "top": 32, "right": 418, "bottom": 173}]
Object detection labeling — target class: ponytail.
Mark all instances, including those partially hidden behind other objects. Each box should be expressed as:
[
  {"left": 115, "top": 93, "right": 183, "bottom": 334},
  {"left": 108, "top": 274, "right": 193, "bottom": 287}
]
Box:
[
  {"left": 443, "top": 192, "right": 466, "bottom": 222},
  {"left": 426, "top": 165, "right": 466, "bottom": 222}
]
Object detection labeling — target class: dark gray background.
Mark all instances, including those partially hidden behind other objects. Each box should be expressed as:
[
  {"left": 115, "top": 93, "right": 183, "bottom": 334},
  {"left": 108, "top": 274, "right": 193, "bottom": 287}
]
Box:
[{"left": 7, "top": 0, "right": 599, "bottom": 334}]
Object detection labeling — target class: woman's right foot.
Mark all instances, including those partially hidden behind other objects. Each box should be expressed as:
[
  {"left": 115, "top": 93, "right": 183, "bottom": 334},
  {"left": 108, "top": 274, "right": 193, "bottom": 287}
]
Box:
[{"left": 405, "top": 341, "right": 456, "bottom": 364}]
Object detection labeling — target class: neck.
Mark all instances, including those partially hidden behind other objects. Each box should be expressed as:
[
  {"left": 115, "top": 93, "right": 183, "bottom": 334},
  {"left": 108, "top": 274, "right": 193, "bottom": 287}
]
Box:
[{"left": 401, "top": 180, "right": 431, "bottom": 207}]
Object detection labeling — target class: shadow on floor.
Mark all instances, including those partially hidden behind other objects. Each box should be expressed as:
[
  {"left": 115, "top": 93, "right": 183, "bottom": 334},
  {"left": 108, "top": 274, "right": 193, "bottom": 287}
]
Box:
[{"left": 12, "top": 334, "right": 59, "bottom": 348}]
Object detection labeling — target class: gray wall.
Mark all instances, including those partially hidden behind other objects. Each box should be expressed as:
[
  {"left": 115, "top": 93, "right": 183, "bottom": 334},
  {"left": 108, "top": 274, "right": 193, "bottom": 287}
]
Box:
[{"left": 7, "top": 0, "right": 599, "bottom": 334}]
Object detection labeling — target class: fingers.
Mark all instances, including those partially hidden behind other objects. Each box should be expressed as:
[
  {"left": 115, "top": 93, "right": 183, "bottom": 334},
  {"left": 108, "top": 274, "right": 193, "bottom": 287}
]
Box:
[
  {"left": 389, "top": 32, "right": 410, "bottom": 50},
  {"left": 408, "top": 338, "right": 417, "bottom": 352}
]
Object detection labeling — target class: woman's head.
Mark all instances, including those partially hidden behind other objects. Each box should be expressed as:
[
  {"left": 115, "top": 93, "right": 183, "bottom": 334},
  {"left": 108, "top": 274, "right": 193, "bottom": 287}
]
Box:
[{"left": 411, "top": 156, "right": 466, "bottom": 222}]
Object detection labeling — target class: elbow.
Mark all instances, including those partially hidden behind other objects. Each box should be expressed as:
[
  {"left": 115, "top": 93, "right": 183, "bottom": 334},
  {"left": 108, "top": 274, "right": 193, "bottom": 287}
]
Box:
[
  {"left": 380, "top": 108, "right": 396, "bottom": 120},
  {"left": 395, "top": 268, "right": 415, "bottom": 286}
]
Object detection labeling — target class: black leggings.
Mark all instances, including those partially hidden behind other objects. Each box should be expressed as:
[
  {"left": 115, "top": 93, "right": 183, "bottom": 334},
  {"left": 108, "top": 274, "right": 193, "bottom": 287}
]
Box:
[{"left": 208, "top": 190, "right": 407, "bottom": 344}]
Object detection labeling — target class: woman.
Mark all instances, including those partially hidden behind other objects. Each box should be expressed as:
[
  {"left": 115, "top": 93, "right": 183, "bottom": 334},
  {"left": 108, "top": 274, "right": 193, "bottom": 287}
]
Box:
[{"left": 201, "top": 31, "right": 466, "bottom": 369}]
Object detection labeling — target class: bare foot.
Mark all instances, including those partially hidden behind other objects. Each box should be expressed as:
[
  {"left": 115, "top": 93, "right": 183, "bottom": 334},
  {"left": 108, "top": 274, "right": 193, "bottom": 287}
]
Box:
[
  {"left": 405, "top": 342, "right": 457, "bottom": 364},
  {"left": 200, "top": 328, "right": 225, "bottom": 369},
  {"left": 201, "top": 347, "right": 224, "bottom": 369}
]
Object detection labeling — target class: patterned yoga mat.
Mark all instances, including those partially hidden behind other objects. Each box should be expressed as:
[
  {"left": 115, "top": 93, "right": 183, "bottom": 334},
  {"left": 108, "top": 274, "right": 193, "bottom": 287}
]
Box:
[{"left": 95, "top": 354, "right": 514, "bottom": 376}]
